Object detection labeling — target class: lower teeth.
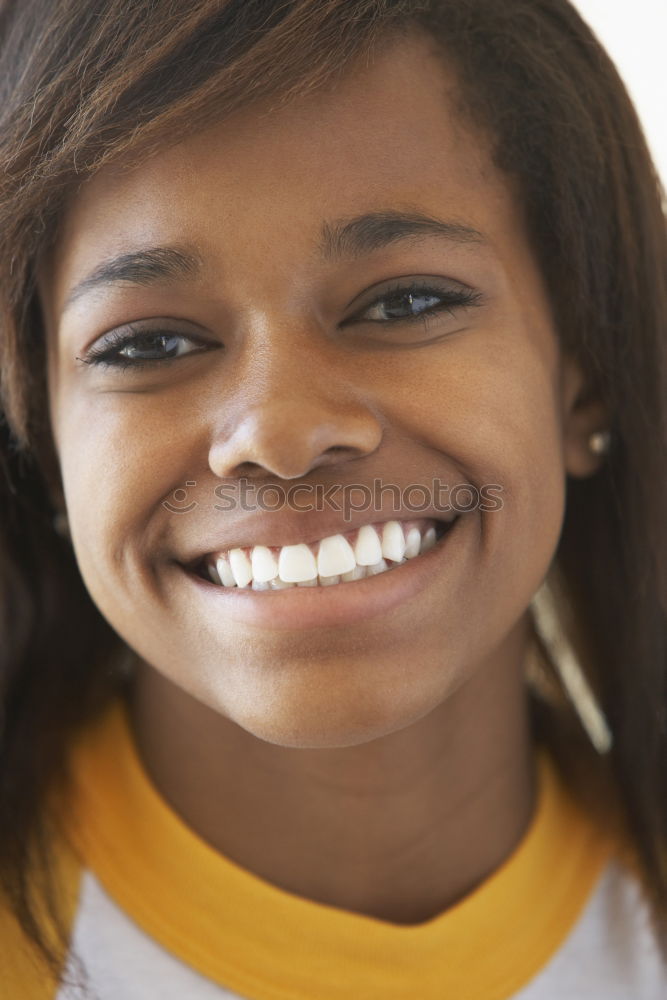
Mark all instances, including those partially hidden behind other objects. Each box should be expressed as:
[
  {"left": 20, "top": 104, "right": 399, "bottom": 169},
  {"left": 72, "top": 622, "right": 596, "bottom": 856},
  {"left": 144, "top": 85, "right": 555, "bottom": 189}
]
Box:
[{"left": 247, "top": 558, "right": 400, "bottom": 590}]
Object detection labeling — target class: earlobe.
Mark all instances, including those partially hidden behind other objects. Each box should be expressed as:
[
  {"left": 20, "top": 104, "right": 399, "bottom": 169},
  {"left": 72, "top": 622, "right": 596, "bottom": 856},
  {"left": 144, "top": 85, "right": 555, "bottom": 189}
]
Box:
[{"left": 560, "top": 353, "right": 611, "bottom": 479}]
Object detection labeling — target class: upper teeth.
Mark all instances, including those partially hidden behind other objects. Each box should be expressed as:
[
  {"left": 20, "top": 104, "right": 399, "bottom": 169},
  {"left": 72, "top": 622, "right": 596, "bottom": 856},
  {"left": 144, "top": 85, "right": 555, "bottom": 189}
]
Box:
[{"left": 205, "top": 518, "right": 448, "bottom": 589}]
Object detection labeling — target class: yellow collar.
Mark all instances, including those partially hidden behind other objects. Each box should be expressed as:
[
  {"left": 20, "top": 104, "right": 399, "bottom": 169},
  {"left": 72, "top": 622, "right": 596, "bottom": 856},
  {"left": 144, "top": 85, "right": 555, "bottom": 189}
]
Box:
[{"left": 62, "top": 696, "right": 614, "bottom": 1000}]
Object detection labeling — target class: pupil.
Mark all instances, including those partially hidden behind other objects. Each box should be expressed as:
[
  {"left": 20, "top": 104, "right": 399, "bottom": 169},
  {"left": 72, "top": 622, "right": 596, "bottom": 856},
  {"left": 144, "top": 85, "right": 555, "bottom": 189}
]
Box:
[
  {"left": 384, "top": 292, "right": 439, "bottom": 319},
  {"left": 125, "top": 334, "right": 179, "bottom": 359}
]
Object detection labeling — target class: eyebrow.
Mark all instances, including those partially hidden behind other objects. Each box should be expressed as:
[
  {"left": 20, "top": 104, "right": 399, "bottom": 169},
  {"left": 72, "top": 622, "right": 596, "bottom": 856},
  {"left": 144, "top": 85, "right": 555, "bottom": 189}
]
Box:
[
  {"left": 61, "top": 210, "right": 488, "bottom": 313},
  {"left": 62, "top": 245, "right": 203, "bottom": 311},
  {"left": 319, "top": 209, "right": 487, "bottom": 261}
]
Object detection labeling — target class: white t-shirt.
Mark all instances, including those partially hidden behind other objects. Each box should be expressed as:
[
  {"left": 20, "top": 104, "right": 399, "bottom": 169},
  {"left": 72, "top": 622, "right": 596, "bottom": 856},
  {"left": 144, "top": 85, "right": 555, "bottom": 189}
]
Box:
[
  {"left": 2, "top": 694, "right": 666, "bottom": 999},
  {"left": 53, "top": 854, "right": 666, "bottom": 1000}
]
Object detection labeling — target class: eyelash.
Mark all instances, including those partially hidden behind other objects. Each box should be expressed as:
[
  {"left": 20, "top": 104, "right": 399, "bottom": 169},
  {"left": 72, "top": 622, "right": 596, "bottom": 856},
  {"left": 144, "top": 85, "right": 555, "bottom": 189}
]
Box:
[
  {"left": 77, "top": 326, "right": 208, "bottom": 372},
  {"left": 77, "top": 281, "right": 483, "bottom": 371},
  {"left": 359, "top": 280, "right": 482, "bottom": 325}
]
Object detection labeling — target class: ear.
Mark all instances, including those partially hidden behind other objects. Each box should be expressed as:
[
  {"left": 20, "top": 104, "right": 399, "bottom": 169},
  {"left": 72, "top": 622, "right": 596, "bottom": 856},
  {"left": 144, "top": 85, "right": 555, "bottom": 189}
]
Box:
[{"left": 560, "top": 352, "right": 610, "bottom": 479}]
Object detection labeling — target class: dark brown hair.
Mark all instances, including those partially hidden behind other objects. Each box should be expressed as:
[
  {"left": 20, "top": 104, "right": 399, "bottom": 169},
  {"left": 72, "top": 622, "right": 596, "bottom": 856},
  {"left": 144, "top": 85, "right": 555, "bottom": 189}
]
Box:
[{"left": 1, "top": 0, "right": 665, "bottom": 987}]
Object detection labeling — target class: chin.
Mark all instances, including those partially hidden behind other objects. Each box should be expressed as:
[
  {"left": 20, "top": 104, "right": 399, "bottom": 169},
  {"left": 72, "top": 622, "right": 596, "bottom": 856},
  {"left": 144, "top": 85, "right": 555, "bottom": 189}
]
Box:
[{"left": 198, "top": 677, "right": 440, "bottom": 750}]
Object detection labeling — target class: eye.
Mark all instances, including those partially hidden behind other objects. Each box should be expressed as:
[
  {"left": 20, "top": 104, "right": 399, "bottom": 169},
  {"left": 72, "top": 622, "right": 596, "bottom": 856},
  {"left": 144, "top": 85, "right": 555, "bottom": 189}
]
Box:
[
  {"left": 77, "top": 324, "right": 213, "bottom": 371},
  {"left": 348, "top": 279, "right": 484, "bottom": 327}
]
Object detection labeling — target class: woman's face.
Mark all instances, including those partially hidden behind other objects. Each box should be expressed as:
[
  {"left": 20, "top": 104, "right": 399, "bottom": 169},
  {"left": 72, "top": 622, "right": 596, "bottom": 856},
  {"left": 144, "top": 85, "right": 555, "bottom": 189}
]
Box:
[{"left": 38, "top": 32, "right": 601, "bottom": 748}]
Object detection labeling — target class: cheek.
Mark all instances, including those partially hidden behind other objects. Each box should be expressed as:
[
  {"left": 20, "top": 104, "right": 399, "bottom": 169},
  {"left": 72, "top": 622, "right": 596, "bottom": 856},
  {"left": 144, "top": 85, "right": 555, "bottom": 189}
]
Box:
[
  {"left": 379, "top": 322, "right": 564, "bottom": 497},
  {"left": 381, "top": 324, "right": 567, "bottom": 609},
  {"left": 53, "top": 387, "right": 201, "bottom": 595}
]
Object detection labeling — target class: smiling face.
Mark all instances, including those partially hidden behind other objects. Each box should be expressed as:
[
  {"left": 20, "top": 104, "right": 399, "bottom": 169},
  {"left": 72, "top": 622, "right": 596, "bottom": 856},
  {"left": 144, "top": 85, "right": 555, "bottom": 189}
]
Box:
[{"left": 38, "top": 31, "right": 603, "bottom": 748}]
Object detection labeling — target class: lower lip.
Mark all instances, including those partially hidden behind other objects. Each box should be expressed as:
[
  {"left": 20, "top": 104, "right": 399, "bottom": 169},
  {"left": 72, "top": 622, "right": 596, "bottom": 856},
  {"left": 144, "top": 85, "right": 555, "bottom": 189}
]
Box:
[{"left": 179, "top": 516, "right": 466, "bottom": 631}]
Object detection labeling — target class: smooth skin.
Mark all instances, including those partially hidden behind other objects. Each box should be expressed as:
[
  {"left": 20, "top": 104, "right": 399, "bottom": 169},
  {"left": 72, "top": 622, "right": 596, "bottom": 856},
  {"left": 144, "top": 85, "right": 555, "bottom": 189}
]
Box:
[{"left": 38, "top": 32, "right": 606, "bottom": 924}]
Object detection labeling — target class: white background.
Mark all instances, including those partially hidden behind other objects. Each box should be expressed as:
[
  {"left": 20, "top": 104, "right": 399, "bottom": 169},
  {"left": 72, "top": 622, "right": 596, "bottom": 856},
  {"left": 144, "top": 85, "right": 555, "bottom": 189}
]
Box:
[{"left": 571, "top": 0, "right": 666, "bottom": 186}]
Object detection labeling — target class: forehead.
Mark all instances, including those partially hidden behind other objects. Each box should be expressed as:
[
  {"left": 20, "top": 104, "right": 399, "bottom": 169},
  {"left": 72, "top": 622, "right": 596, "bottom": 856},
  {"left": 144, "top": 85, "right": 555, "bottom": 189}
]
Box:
[{"left": 43, "top": 31, "right": 523, "bottom": 311}]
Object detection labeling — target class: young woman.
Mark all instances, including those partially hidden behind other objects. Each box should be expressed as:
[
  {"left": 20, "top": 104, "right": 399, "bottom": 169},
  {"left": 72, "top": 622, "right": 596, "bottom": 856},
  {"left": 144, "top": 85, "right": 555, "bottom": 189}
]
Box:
[{"left": 1, "top": 1, "right": 666, "bottom": 997}]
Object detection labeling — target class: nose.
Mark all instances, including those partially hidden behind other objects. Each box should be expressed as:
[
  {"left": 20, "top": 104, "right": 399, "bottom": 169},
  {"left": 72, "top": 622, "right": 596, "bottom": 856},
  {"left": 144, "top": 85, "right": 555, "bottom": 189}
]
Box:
[{"left": 208, "top": 354, "right": 384, "bottom": 482}]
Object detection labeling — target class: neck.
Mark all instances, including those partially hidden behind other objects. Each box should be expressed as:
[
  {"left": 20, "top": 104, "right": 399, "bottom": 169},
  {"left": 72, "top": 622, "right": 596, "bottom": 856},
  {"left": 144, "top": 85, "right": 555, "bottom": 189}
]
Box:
[{"left": 125, "top": 623, "right": 537, "bottom": 925}]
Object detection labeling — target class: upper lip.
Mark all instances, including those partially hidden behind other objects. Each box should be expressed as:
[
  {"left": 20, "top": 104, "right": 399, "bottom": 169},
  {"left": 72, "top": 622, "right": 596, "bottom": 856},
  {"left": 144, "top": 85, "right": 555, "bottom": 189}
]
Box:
[{"left": 179, "top": 506, "right": 460, "bottom": 568}]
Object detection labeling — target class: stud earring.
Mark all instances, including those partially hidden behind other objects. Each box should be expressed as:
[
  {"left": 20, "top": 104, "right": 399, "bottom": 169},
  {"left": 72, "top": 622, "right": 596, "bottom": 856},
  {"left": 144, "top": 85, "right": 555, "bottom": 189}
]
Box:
[
  {"left": 529, "top": 573, "right": 613, "bottom": 755},
  {"left": 588, "top": 429, "right": 611, "bottom": 456},
  {"left": 53, "top": 510, "right": 70, "bottom": 538}
]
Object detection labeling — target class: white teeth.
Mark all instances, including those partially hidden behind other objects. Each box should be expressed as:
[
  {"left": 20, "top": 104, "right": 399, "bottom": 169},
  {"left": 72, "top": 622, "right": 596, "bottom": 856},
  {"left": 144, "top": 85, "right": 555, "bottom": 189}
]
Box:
[
  {"left": 278, "top": 543, "right": 318, "bottom": 583},
  {"left": 205, "top": 518, "right": 451, "bottom": 590},
  {"left": 353, "top": 524, "right": 383, "bottom": 566},
  {"left": 215, "top": 556, "right": 237, "bottom": 587},
  {"left": 404, "top": 527, "right": 422, "bottom": 559},
  {"left": 381, "top": 520, "right": 406, "bottom": 562},
  {"left": 420, "top": 526, "right": 437, "bottom": 554},
  {"left": 341, "top": 564, "right": 366, "bottom": 582},
  {"left": 317, "top": 534, "right": 356, "bottom": 577},
  {"left": 251, "top": 545, "right": 279, "bottom": 583},
  {"left": 229, "top": 548, "right": 253, "bottom": 588}
]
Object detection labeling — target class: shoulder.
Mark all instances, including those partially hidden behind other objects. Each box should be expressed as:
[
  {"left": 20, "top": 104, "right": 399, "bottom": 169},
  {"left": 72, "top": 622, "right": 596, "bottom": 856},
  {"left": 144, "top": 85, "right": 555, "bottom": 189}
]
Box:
[
  {"left": 516, "top": 849, "right": 667, "bottom": 999},
  {"left": 584, "top": 852, "right": 666, "bottom": 968},
  {"left": 0, "top": 807, "right": 84, "bottom": 1000}
]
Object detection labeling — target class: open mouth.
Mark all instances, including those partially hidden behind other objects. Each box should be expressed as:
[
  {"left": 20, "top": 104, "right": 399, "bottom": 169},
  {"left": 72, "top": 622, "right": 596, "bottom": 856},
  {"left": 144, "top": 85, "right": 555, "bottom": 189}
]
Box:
[{"left": 186, "top": 515, "right": 459, "bottom": 593}]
